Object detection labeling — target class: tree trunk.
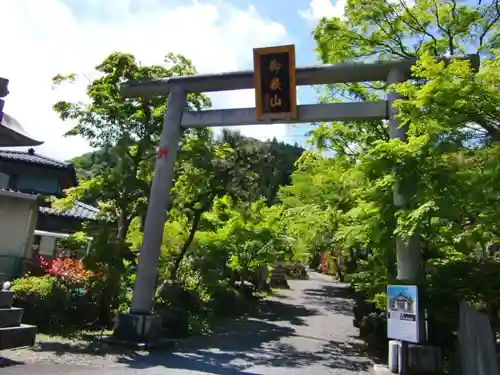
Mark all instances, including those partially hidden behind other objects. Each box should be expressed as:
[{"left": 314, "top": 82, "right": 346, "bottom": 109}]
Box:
[
  {"left": 170, "top": 210, "right": 202, "bottom": 282},
  {"left": 97, "top": 210, "right": 130, "bottom": 326},
  {"left": 337, "top": 253, "right": 344, "bottom": 282},
  {"left": 117, "top": 210, "right": 131, "bottom": 243}
]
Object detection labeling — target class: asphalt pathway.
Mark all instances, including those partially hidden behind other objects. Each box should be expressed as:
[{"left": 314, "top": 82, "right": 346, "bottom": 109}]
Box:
[{"left": 1, "top": 272, "right": 373, "bottom": 375}]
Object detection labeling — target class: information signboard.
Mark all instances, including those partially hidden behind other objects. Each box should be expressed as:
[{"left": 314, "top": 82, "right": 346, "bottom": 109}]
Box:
[{"left": 387, "top": 284, "right": 420, "bottom": 343}]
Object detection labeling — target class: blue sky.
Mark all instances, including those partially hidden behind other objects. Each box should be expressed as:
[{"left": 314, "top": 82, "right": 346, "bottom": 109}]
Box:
[{"left": 2, "top": 0, "right": 343, "bottom": 160}]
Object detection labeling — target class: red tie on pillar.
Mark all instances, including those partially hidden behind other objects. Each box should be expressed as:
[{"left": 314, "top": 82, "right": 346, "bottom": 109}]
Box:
[{"left": 157, "top": 147, "right": 169, "bottom": 160}]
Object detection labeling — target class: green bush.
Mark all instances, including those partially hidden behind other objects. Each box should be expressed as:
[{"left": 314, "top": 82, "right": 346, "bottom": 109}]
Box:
[
  {"left": 425, "top": 257, "right": 500, "bottom": 352},
  {"left": 359, "top": 311, "right": 387, "bottom": 357},
  {"left": 156, "top": 282, "right": 206, "bottom": 338},
  {"left": 349, "top": 254, "right": 500, "bottom": 359},
  {"left": 11, "top": 275, "right": 100, "bottom": 334},
  {"left": 154, "top": 279, "right": 261, "bottom": 339},
  {"left": 209, "top": 284, "right": 238, "bottom": 315},
  {"left": 11, "top": 276, "right": 69, "bottom": 332},
  {"left": 209, "top": 284, "right": 255, "bottom": 317}
]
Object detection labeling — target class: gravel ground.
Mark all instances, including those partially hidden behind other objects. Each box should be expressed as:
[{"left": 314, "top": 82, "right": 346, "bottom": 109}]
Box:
[{"left": 0, "top": 271, "right": 373, "bottom": 375}]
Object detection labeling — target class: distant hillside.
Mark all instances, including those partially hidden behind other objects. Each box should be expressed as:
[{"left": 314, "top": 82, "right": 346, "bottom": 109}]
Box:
[{"left": 68, "top": 131, "right": 305, "bottom": 206}]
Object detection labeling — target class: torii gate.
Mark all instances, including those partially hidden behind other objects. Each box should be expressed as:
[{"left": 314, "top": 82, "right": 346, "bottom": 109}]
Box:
[{"left": 112, "top": 46, "right": 478, "bottom": 345}]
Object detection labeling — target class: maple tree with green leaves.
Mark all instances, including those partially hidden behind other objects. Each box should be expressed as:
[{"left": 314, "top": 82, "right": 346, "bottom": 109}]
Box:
[{"left": 275, "top": 0, "right": 500, "bottom": 352}]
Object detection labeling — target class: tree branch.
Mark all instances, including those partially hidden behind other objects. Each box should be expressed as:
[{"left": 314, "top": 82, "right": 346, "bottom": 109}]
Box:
[
  {"left": 396, "top": 0, "right": 439, "bottom": 55},
  {"left": 430, "top": 0, "right": 455, "bottom": 55},
  {"left": 170, "top": 209, "right": 204, "bottom": 282},
  {"left": 478, "top": 0, "right": 500, "bottom": 49}
]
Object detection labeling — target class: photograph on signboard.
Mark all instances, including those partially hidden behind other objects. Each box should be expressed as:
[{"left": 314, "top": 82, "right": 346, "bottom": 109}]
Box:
[{"left": 388, "top": 287, "right": 415, "bottom": 314}]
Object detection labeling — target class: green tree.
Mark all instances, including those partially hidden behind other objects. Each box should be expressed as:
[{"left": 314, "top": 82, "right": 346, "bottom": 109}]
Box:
[
  {"left": 219, "top": 130, "right": 304, "bottom": 205},
  {"left": 167, "top": 128, "right": 249, "bottom": 281},
  {"left": 276, "top": 1, "right": 500, "bottom": 352},
  {"left": 194, "top": 196, "right": 293, "bottom": 283},
  {"left": 51, "top": 52, "right": 210, "bottom": 324},
  {"left": 52, "top": 52, "right": 210, "bottom": 243},
  {"left": 310, "top": 0, "right": 500, "bottom": 155},
  {"left": 285, "top": 50, "right": 500, "bottom": 350},
  {"left": 164, "top": 129, "right": 304, "bottom": 282},
  {"left": 314, "top": 0, "right": 499, "bottom": 62}
]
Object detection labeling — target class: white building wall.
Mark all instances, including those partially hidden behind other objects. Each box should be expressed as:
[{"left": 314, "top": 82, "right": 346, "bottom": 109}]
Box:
[{"left": 0, "top": 194, "right": 38, "bottom": 280}]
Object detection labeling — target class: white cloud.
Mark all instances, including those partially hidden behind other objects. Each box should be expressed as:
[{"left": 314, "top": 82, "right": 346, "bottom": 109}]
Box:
[
  {"left": 299, "top": 0, "right": 346, "bottom": 24},
  {"left": 299, "top": 0, "right": 414, "bottom": 25},
  {"left": 0, "top": 0, "right": 290, "bottom": 161}
]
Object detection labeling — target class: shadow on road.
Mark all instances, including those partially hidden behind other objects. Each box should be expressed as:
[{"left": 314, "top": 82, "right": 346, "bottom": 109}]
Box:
[
  {"left": 113, "top": 295, "right": 371, "bottom": 374},
  {"left": 115, "top": 298, "right": 322, "bottom": 372},
  {"left": 302, "top": 283, "right": 354, "bottom": 317},
  {"left": 18, "top": 280, "right": 373, "bottom": 374},
  {"left": 0, "top": 357, "right": 23, "bottom": 368},
  {"left": 30, "top": 338, "right": 130, "bottom": 357},
  {"left": 318, "top": 339, "right": 372, "bottom": 371},
  {"left": 253, "top": 299, "right": 317, "bottom": 326},
  {"left": 116, "top": 336, "right": 371, "bottom": 374}
]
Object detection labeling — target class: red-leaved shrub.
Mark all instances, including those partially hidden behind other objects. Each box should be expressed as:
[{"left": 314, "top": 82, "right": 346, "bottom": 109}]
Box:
[{"left": 39, "top": 254, "right": 94, "bottom": 288}]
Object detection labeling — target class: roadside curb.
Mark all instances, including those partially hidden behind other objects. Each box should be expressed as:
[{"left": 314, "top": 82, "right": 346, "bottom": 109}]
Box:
[{"left": 369, "top": 364, "right": 396, "bottom": 375}]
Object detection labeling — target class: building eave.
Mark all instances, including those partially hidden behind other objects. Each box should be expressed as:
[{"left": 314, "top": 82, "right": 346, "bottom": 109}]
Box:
[
  {"left": 0, "top": 188, "right": 39, "bottom": 201},
  {"left": 0, "top": 113, "right": 43, "bottom": 147}
]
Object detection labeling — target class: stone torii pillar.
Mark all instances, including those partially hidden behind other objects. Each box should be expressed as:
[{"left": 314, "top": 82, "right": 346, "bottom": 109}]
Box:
[
  {"left": 129, "top": 86, "right": 186, "bottom": 315},
  {"left": 111, "top": 53, "right": 479, "bottom": 346}
]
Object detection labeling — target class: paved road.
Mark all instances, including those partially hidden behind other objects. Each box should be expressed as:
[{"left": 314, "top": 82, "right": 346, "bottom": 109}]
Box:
[{"left": 1, "top": 272, "right": 373, "bottom": 375}]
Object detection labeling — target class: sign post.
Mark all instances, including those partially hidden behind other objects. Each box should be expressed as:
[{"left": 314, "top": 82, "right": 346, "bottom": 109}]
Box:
[
  {"left": 387, "top": 285, "right": 421, "bottom": 374},
  {"left": 387, "top": 285, "right": 420, "bottom": 343},
  {"left": 253, "top": 44, "right": 297, "bottom": 122}
]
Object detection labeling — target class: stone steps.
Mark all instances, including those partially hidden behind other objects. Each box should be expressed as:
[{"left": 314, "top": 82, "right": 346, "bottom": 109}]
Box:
[
  {"left": 0, "top": 324, "right": 37, "bottom": 350},
  {"left": 0, "top": 307, "right": 23, "bottom": 328},
  {"left": 0, "top": 290, "right": 14, "bottom": 308},
  {"left": 0, "top": 290, "right": 37, "bottom": 350}
]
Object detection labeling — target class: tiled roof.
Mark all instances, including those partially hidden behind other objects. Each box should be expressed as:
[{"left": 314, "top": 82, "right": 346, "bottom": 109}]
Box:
[
  {"left": 0, "top": 187, "right": 98, "bottom": 220},
  {"left": 39, "top": 201, "right": 99, "bottom": 220},
  {"left": 0, "top": 149, "right": 73, "bottom": 169}
]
